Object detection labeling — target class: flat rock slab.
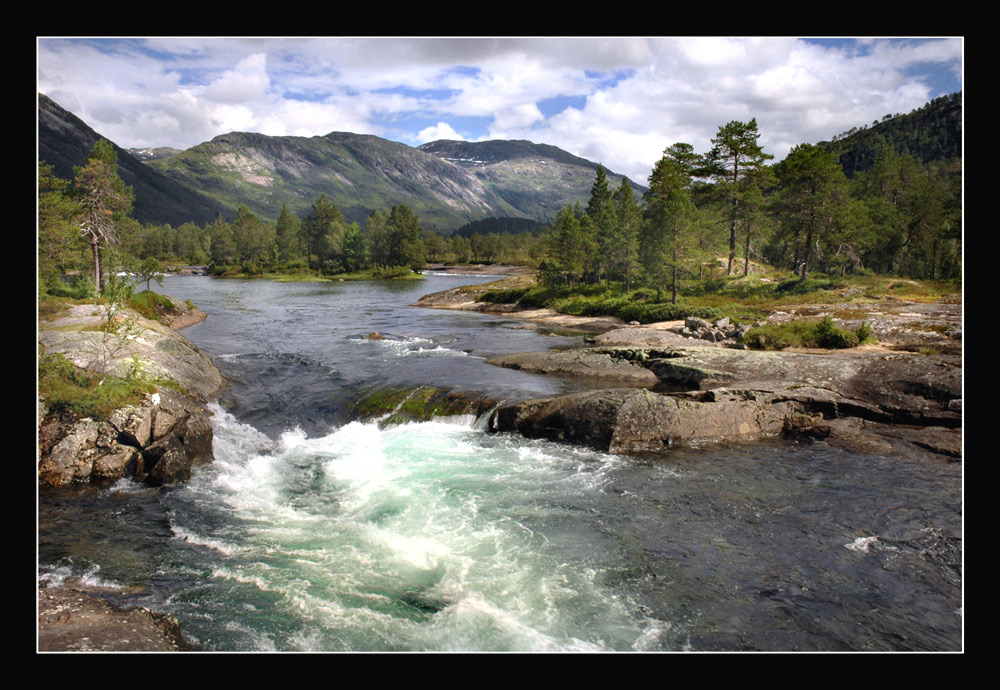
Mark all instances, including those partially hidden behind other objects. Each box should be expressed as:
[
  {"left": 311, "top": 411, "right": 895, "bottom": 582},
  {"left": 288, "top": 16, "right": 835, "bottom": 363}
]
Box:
[
  {"left": 39, "top": 310, "right": 223, "bottom": 403},
  {"left": 38, "top": 586, "right": 193, "bottom": 652},
  {"left": 487, "top": 349, "right": 660, "bottom": 385}
]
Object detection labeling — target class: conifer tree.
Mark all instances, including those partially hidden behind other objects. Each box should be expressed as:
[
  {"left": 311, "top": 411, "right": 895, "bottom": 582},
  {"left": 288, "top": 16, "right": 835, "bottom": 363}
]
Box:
[
  {"left": 275, "top": 203, "right": 301, "bottom": 262},
  {"left": 775, "top": 143, "right": 850, "bottom": 282},
  {"left": 585, "top": 165, "right": 617, "bottom": 285},
  {"left": 74, "top": 139, "right": 134, "bottom": 292},
  {"left": 705, "top": 119, "right": 773, "bottom": 274},
  {"left": 642, "top": 155, "right": 697, "bottom": 303},
  {"left": 303, "top": 194, "right": 344, "bottom": 270},
  {"left": 612, "top": 177, "right": 642, "bottom": 291},
  {"left": 547, "top": 204, "right": 586, "bottom": 286},
  {"left": 38, "top": 162, "right": 81, "bottom": 290}
]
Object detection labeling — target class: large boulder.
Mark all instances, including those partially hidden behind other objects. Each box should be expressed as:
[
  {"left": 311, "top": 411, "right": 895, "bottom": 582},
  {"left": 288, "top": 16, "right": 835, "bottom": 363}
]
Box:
[
  {"left": 490, "top": 387, "right": 796, "bottom": 453},
  {"left": 38, "top": 388, "right": 215, "bottom": 487},
  {"left": 38, "top": 304, "right": 223, "bottom": 403}
]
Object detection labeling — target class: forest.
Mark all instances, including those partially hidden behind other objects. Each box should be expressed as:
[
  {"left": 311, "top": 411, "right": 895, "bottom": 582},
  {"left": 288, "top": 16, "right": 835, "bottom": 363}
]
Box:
[{"left": 38, "top": 96, "right": 961, "bottom": 305}]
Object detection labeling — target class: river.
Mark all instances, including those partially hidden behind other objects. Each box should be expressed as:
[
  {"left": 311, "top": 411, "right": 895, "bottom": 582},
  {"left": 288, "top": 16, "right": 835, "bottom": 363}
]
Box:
[{"left": 37, "top": 273, "right": 963, "bottom": 652}]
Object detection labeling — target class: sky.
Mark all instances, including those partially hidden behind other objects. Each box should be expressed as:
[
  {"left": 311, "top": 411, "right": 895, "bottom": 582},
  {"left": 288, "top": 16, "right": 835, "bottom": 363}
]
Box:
[{"left": 37, "top": 36, "right": 963, "bottom": 186}]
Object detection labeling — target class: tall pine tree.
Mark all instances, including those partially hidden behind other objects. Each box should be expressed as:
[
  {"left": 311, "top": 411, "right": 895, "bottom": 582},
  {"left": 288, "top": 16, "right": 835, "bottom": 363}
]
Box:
[
  {"left": 73, "top": 139, "right": 134, "bottom": 292},
  {"left": 705, "top": 119, "right": 773, "bottom": 275}
]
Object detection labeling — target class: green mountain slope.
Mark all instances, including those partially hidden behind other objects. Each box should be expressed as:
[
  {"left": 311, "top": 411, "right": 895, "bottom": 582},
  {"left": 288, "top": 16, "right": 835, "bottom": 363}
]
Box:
[
  {"left": 819, "top": 91, "right": 962, "bottom": 176},
  {"left": 146, "top": 131, "right": 528, "bottom": 232},
  {"left": 37, "top": 93, "right": 227, "bottom": 227}
]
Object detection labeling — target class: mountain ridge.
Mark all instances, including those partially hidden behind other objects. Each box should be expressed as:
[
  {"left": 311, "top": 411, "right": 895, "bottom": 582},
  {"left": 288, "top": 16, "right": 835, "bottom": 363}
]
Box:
[
  {"left": 38, "top": 92, "right": 642, "bottom": 233},
  {"left": 38, "top": 94, "right": 228, "bottom": 227}
]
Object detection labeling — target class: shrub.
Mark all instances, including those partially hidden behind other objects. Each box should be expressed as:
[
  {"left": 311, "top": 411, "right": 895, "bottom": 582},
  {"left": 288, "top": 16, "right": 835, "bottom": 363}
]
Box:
[
  {"left": 745, "top": 317, "right": 860, "bottom": 350},
  {"left": 816, "top": 316, "right": 859, "bottom": 348},
  {"left": 856, "top": 321, "right": 873, "bottom": 343}
]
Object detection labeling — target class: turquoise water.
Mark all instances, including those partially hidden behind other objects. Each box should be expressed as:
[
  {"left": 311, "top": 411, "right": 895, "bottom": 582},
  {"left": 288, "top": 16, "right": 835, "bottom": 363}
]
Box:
[{"left": 37, "top": 274, "right": 963, "bottom": 651}]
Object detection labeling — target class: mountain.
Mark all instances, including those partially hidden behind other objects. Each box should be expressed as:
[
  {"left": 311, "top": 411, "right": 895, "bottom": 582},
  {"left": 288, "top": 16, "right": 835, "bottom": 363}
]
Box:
[
  {"left": 144, "top": 131, "right": 535, "bottom": 233},
  {"left": 37, "top": 93, "right": 227, "bottom": 227},
  {"left": 38, "top": 93, "right": 642, "bottom": 233},
  {"left": 819, "top": 91, "right": 962, "bottom": 176},
  {"left": 419, "top": 139, "right": 646, "bottom": 221},
  {"left": 127, "top": 147, "right": 183, "bottom": 161}
]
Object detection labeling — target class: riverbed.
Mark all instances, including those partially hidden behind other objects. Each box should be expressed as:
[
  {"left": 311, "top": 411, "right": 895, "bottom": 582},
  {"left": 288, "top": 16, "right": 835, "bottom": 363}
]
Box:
[{"left": 37, "top": 273, "right": 963, "bottom": 652}]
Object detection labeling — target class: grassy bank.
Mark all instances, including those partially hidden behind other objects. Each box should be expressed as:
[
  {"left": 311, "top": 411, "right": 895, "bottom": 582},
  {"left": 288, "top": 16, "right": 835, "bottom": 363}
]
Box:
[{"left": 476, "top": 271, "right": 960, "bottom": 327}]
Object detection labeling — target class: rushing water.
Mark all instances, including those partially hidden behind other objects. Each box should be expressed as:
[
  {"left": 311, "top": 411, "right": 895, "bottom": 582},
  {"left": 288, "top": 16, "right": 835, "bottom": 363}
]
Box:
[{"left": 37, "top": 274, "right": 963, "bottom": 652}]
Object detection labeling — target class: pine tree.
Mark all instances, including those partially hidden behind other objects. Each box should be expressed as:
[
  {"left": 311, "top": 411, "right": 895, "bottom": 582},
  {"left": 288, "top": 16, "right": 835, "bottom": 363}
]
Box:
[
  {"left": 642, "top": 156, "right": 697, "bottom": 303},
  {"left": 585, "top": 165, "right": 617, "bottom": 285},
  {"left": 547, "top": 204, "right": 586, "bottom": 286},
  {"left": 706, "top": 119, "right": 773, "bottom": 274},
  {"left": 38, "top": 162, "right": 81, "bottom": 290},
  {"left": 612, "top": 178, "right": 642, "bottom": 291},
  {"left": 302, "top": 194, "right": 344, "bottom": 270},
  {"left": 775, "top": 143, "right": 850, "bottom": 282},
  {"left": 73, "top": 139, "right": 134, "bottom": 292},
  {"left": 275, "top": 204, "right": 301, "bottom": 262}
]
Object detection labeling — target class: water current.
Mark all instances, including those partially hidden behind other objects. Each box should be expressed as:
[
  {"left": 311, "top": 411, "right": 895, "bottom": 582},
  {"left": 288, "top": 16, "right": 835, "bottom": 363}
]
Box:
[{"left": 37, "top": 274, "right": 963, "bottom": 652}]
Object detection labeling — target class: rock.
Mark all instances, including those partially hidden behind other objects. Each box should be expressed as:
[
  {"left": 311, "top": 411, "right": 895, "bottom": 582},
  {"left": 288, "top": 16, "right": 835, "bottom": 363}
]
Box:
[
  {"left": 487, "top": 349, "right": 660, "bottom": 386},
  {"left": 38, "top": 389, "right": 215, "bottom": 487},
  {"left": 140, "top": 407, "right": 214, "bottom": 486},
  {"left": 109, "top": 405, "right": 154, "bottom": 447},
  {"left": 38, "top": 585, "right": 194, "bottom": 651},
  {"left": 38, "top": 309, "right": 223, "bottom": 403},
  {"left": 485, "top": 344, "right": 962, "bottom": 460},
  {"left": 39, "top": 297, "right": 225, "bottom": 487},
  {"left": 91, "top": 446, "right": 141, "bottom": 482},
  {"left": 38, "top": 419, "right": 104, "bottom": 486},
  {"left": 490, "top": 387, "right": 796, "bottom": 453}
]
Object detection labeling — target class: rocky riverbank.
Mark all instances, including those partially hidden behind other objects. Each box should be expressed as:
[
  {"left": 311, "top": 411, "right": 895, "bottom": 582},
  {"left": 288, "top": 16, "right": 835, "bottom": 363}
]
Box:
[
  {"left": 38, "top": 296, "right": 223, "bottom": 487},
  {"left": 38, "top": 293, "right": 224, "bottom": 651},
  {"left": 414, "top": 278, "right": 963, "bottom": 462}
]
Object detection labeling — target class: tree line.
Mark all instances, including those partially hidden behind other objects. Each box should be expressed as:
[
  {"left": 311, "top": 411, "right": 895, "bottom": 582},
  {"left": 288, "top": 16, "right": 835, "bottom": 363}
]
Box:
[
  {"left": 540, "top": 116, "right": 960, "bottom": 301},
  {"left": 38, "top": 139, "right": 550, "bottom": 295},
  {"left": 40, "top": 115, "right": 960, "bottom": 301}
]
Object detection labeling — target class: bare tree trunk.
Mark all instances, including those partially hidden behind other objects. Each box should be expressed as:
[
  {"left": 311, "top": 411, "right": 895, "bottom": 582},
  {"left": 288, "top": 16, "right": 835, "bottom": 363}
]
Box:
[
  {"left": 743, "top": 222, "right": 752, "bottom": 276},
  {"left": 91, "top": 238, "right": 102, "bottom": 293}
]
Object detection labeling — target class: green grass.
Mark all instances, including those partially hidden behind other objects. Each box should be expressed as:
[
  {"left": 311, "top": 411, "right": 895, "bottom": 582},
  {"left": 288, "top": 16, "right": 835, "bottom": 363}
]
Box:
[
  {"left": 480, "top": 271, "right": 961, "bottom": 327},
  {"left": 127, "top": 290, "right": 181, "bottom": 322},
  {"left": 38, "top": 352, "right": 161, "bottom": 420},
  {"left": 743, "top": 316, "right": 871, "bottom": 350}
]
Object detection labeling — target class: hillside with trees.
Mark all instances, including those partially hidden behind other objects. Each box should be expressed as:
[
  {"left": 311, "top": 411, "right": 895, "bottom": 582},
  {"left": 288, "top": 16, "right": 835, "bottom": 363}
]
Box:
[
  {"left": 820, "top": 92, "right": 961, "bottom": 176},
  {"left": 38, "top": 94, "right": 227, "bottom": 227},
  {"left": 38, "top": 93, "right": 961, "bottom": 322}
]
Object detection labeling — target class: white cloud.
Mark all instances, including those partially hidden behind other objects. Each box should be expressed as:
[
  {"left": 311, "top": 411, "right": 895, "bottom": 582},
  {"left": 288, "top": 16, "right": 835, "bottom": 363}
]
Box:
[
  {"left": 38, "top": 36, "right": 962, "bottom": 185},
  {"left": 417, "top": 122, "right": 465, "bottom": 143},
  {"left": 202, "top": 53, "right": 271, "bottom": 104}
]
